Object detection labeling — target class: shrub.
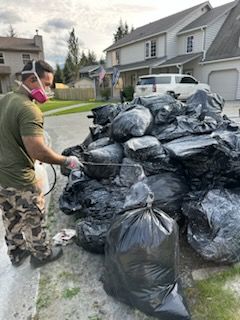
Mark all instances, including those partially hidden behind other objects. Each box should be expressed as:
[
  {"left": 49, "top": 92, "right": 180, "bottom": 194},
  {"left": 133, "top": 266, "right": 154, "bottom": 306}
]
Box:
[
  {"left": 100, "top": 88, "right": 111, "bottom": 101},
  {"left": 123, "top": 86, "right": 134, "bottom": 101}
]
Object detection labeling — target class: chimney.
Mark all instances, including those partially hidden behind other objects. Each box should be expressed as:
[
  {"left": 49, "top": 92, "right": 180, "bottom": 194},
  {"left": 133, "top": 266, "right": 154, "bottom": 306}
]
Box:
[{"left": 34, "top": 31, "right": 44, "bottom": 60}]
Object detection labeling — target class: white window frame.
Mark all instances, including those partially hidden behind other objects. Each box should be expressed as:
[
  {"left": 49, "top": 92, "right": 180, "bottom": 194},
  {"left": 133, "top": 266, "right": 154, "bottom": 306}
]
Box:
[
  {"left": 22, "top": 53, "right": 31, "bottom": 65},
  {"left": 0, "top": 52, "right": 5, "bottom": 64},
  {"left": 186, "top": 36, "right": 194, "bottom": 53},
  {"left": 145, "top": 39, "right": 157, "bottom": 59}
]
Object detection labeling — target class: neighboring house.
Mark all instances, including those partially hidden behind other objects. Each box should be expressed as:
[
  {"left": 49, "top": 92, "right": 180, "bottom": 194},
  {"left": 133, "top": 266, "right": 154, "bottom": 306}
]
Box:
[
  {"left": 75, "top": 64, "right": 110, "bottom": 98},
  {"left": 0, "top": 33, "right": 44, "bottom": 93},
  {"left": 105, "top": 0, "right": 240, "bottom": 100}
]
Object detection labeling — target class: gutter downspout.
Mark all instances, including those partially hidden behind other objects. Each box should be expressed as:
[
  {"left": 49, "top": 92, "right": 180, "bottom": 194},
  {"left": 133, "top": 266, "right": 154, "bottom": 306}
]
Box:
[
  {"left": 176, "top": 64, "right": 183, "bottom": 74},
  {"left": 201, "top": 26, "right": 206, "bottom": 61}
]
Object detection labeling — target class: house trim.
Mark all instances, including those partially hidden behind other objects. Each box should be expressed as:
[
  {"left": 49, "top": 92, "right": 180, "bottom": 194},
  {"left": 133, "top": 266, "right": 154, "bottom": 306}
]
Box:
[
  {"left": 178, "top": 1, "right": 237, "bottom": 35},
  {"left": 104, "top": 2, "right": 211, "bottom": 52},
  {"left": 200, "top": 56, "right": 240, "bottom": 64}
]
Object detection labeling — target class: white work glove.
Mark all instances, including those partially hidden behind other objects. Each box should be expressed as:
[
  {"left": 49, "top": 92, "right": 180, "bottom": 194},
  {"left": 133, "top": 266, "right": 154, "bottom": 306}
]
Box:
[{"left": 63, "top": 156, "right": 83, "bottom": 170}]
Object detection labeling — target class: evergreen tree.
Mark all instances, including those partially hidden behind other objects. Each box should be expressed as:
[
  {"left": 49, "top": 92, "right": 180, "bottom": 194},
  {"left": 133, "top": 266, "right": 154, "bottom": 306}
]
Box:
[
  {"left": 63, "top": 54, "right": 74, "bottom": 84},
  {"left": 67, "top": 28, "right": 81, "bottom": 81},
  {"left": 54, "top": 64, "right": 64, "bottom": 83},
  {"left": 99, "top": 56, "right": 105, "bottom": 65},
  {"left": 7, "top": 24, "right": 17, "bottom": 37},
  {"left": 87, "top": 50, "right": 97, "bottom": 65},
  {"left": 80, "top": 51, "right": 88, "bottom": 66},
  {"left": 113, "top": 19, "right": 131, "bottom": 42}
]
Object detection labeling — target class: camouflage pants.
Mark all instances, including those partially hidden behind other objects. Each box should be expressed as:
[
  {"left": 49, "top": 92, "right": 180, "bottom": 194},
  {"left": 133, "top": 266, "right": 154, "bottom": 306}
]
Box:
[{"left": 0, "top": 184, "right": 52, "bottom": 263}]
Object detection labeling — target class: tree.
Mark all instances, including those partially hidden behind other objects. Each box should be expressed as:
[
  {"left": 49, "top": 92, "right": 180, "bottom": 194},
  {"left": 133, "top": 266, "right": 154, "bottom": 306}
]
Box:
[
  {"left": 54, "top": 64, "right": 64, "bottom": 83},
  {"left": 63, "top": 54, "right": 74, "bottom": 84},
  {"left": 80, "top": 51, "right": 88, "bottom": 66},
  {"left": 87, "top": 50, "right": 97, "bottom": 65},
  {"left": 7, "top": 24, "right": 17, "bottom": 37},
  {"left": 67, "top": 28, "right": 81, "bottom": 81},
  {"left": 113, "top": 19, "right": 131, "bottom": 42},
  {"left": 99, "top": 56, "right": 105, "bottom": 65}
]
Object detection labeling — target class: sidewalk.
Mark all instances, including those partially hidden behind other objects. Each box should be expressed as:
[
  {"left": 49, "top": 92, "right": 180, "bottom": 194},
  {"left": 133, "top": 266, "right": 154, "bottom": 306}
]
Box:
[{"left": 43, "top": 103, "right": 87, "bottom": 116}]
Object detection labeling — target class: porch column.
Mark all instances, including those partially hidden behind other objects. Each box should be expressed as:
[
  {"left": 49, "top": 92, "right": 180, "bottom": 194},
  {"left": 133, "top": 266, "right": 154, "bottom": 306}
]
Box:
[{"left": 236, "top": 68, "right": 240, "bottom": 100}]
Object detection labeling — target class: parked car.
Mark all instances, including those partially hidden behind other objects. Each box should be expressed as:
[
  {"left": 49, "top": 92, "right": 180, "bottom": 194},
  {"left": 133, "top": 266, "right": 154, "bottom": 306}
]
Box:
[{"left": 134, "top": 74, "right": 210, "bottom": 100}]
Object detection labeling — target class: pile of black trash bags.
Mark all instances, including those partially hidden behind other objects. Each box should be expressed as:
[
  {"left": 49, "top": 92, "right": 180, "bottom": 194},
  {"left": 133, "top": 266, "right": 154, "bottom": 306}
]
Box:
[{"left": 59, "top": 89, "right": 240, "bottom": 319}]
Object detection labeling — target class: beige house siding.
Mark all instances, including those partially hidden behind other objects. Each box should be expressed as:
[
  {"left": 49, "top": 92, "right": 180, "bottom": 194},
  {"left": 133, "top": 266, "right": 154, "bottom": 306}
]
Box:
[
  {"left": 205, "top": 12, "right": 229, "bottom": 50},
  {"left": 178, "top": 30, "right": 203, "bottom": 55},
  {"left": 166, "top": 5, "right": 209, "bottom": 59},
  {"left": 0, "top": 35, "right": 44, "bottom": 93}
]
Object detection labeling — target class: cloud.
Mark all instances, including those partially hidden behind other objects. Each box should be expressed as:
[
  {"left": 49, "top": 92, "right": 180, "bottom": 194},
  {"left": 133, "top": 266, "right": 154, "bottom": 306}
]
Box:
[
  {"left": 0, "top": 8, "right": 22, "bottom": 24},
  {"left": 42, "top": 18, "right": 75, "bottom": 33}
]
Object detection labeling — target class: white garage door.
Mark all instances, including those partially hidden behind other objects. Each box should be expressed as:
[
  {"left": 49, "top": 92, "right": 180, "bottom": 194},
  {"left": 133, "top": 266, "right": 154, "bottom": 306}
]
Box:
[{"left": 209, "top": 69, "right": 238, "bottom": 100}]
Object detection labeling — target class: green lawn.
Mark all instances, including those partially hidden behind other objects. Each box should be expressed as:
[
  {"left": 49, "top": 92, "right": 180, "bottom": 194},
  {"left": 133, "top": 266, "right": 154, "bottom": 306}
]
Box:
[{"left": 186, "top": 265, "right": 240, "bottom": 320}]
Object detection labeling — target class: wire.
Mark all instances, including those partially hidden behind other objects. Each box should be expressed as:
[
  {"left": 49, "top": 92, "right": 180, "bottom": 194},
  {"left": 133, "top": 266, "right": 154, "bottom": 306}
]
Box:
[{"left": 44, "top": 164, "right": 57, "bottom": 196}]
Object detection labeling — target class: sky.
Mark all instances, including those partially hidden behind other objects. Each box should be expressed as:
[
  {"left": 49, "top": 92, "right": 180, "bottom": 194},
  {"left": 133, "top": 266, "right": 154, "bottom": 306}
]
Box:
[{"left": 0, "top": 0, "right": 233, "bottom": 67}]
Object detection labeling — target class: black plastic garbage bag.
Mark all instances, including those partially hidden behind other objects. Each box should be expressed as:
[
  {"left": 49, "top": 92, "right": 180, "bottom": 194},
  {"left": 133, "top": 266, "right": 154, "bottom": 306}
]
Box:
[
  {"left": 151, "top": 115, "right": 219, "bottom": 142},
  {"left": 132, "top": 94, "right": 185, "bottom": 124},
  {"left": 75, "top": 217, "right": 112, "bottom": 254},
  {"left": 164, "top": 133, "right": 240, "bottom": 190},
  {"left": 143, "top": 173, "right": 189, "bottom": 217},
  {"left": 185, "top": 89, "right": 224, "bottom": 120},
  {"left": 111, "top": 105, "right": 153, "bottom": 142},
  {"left": 103, "top": 192, "right": 191, "bottom": 320},
  {"left": 124, "top": 135, "right": 165, "bottom": 161},
  {"left": 114, "top": 158, "right": 145, "bottom": 187},
  {"left": 89, "top": 124, "right": 112, "bottom": 141},
  {"left": 59, "top": 170, "right": 90, "bottom": 215},
  {"left": 80, "top": 182, "right": 128, "bottom": 220},
  {"left": 91, "top": 103, "right": 128, "bottom": 126},
  {"left": 163, "top": 134, "right": 218, "bottom": 158},
  {"left": 84, "top": 143, "right": 123, "bottom": 179},
  {"left": 87, "top": 137, "right": 111, "bottom": 151},
  {"left": 182, "top": 188, "right": 240, "bottom": 263}
]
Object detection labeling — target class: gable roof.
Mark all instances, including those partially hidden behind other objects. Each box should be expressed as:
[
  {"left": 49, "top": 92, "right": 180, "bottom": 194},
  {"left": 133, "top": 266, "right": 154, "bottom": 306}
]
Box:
[
  {"left": 105, "top": 2, "right": 211, "bottom": 51},
  {"left": 158, "top": 52, "right": 203, "bottom": 68},
  {"left": 80, "top": 65, "right": 100, "bottom": 74},
  {"left": 205, "top": 0, "right": 240, "bottom": 61},
  {"left": 179, "top": 1, "right": 236, "bottom": 34},
  {"left": 0, "top": 36, "right": 41, "bottom": 52}
]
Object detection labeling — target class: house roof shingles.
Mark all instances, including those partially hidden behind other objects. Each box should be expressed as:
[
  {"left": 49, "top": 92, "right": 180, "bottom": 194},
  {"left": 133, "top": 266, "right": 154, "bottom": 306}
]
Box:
[
  {"left": 105, "top": 2, "right": 210, "bottom": 51},
  {"left": 205, "top": 0, "right": 240, "bottom": 61},
  {"left": 179, "top": 1, "right": 236, "bottom": 33},
  {"left": 158, "top": 52, "right": 203, "bottom": 67},
  {"left": 0, "top": 36, "right": 41, "bottom": 52}
]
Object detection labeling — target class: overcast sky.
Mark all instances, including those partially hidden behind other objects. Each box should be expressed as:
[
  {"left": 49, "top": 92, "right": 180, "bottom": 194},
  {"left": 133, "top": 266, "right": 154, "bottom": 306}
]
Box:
[{"left": 0, "top": 0, "right": 233, "bottom": 67}]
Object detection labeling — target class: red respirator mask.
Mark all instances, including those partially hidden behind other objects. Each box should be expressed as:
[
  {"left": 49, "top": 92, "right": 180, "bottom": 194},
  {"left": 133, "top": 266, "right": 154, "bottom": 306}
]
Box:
[{"left": 21, "top": 61, "right": 48, "bottom": 104}]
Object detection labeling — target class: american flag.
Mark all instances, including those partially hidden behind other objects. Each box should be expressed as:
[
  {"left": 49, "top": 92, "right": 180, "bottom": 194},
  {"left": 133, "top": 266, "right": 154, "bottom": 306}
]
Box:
[
  {"left": 99, "top": 65, "right": 106, "bottom": 84},
  {"left": 112, "top": 66, "right": 120, "bottom": 87}
]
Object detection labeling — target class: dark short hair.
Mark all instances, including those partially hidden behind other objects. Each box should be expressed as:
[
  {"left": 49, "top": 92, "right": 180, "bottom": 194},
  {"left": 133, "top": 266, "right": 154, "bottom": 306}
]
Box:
[{"left": 21, "top": 60, "right": 54, "bottom": 81}]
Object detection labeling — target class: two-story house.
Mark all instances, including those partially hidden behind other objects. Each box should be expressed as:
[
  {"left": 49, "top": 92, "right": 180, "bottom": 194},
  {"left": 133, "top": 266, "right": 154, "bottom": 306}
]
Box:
[
  {"left": 0, "top": 33, "right": 44, "bottom": 93},
  {"left": 105, "top": 0, "right": 240, "bottom": 100}
]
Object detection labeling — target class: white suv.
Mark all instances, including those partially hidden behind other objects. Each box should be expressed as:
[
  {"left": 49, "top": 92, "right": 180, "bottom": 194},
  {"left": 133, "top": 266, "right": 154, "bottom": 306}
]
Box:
[{"left": 134, "top": 74, "right": 210, "bottom": 100}]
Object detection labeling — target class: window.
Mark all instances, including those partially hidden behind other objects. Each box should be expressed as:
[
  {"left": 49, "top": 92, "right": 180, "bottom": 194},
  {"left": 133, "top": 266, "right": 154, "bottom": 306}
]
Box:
[
  {"left": 112, "top": 50, "right": 120, "bottom": 66},
  {"left": 186, "top": 36, "right": 194, "bottom": 53},
  {"left": 0, "top": 53, "right": 4, "bottom": 64},
  {"left": 156, "top": 76, "right": 171, "bottom": 84},
  {"left": 176, "top": 76, "right": 198, "bottom": 84},
  {"left": 145, "top": 40, "right": 157, "bottom": 58},
  {"left": 22, "top": 53, "right": 31, "bottom": 65}
]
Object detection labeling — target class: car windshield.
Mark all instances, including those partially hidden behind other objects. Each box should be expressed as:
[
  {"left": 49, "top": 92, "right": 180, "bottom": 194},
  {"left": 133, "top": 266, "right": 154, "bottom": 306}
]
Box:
[
  {"left": 137, "top": 76, "right": 171, "bottom": 85},
  {"left": 137, "top": 77, "right": 155, "bottom": 85}
]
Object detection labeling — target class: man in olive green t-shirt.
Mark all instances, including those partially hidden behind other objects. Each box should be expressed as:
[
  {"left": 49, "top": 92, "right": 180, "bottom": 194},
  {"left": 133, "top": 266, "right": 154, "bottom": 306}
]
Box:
[{"left": 0, "top": 60, "right": 82, "bottom": 268}]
